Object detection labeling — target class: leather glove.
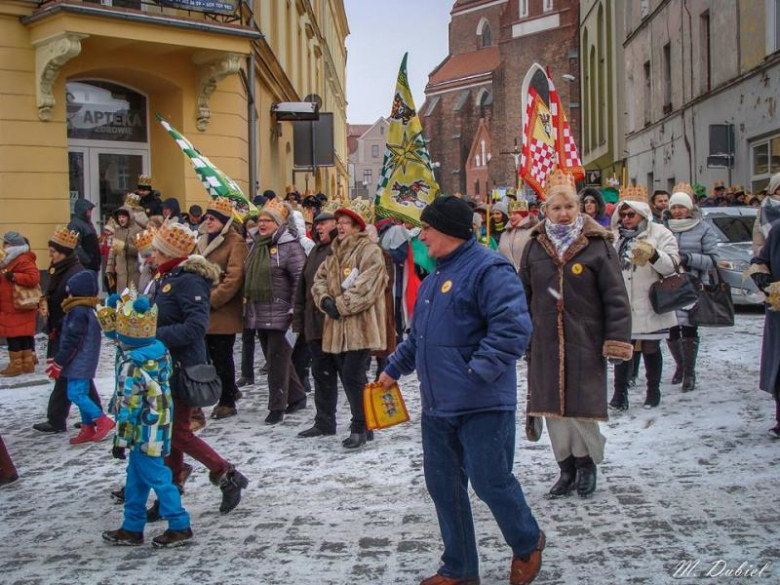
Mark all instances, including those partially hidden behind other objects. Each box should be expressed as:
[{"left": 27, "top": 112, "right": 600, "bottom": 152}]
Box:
[
  {"left": 751, "top": 272, "right": 772, "bottom": 293},
  {"left": 111, "top": 446, "right": 126, "bottom": 460},
  {"left": 45, "top": 361, "right": 62, "bottom": 380},
  {"left": 679, "top": 253, "right": 690, "bottom": 267},
  {"left": 3, "top": 271, "right": 14, "bottom": 282},
  {"left": 608, "top": 358, "right": 623, "bottom": 365},
  {"left": 629, "top": 241, "right": 656, "bottom": 267},
  {"left": 321, "top": 297, "right": 340, "bottom": 320}
]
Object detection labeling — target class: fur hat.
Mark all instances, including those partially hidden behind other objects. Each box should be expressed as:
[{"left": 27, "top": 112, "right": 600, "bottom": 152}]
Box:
[{"left": 152, "top": 222, "right": 196, "bottom": 258}]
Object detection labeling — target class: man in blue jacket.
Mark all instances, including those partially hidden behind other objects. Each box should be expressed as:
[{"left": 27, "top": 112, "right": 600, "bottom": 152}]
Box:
[{"left": 379, "top": 196, "right": 544, "bottom": 585}]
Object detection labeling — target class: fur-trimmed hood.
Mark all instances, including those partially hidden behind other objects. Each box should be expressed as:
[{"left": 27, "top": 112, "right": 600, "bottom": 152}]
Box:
[{"left": 180, "top": 254, "right": 221, "bottom": 282}]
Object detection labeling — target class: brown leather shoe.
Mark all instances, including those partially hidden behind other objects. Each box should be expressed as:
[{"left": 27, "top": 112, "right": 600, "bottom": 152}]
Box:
[
  {"left": 510, "top": 530, "right": 546, "bottom": 585},
  {"left": 190, "top": 407, "right": 207, "bottom": 432},
  {"left": 420, "top": 574, "right": 480, "bottom": 585}
]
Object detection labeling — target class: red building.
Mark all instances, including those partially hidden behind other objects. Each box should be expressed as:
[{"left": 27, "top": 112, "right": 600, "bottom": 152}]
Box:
[{"left": 420, "top": 0, "right": 581, "bottom": 199}]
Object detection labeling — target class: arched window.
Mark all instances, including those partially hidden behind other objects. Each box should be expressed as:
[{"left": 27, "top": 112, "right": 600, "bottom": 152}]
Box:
[
  {"left": 476, "top": 88, "right": 493, "bottom": 119},
  {"left": 477, "top": 18, "right": 492, "bottom": 48}
]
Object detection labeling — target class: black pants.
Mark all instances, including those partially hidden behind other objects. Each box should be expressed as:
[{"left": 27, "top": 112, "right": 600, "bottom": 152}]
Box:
[
  {"left": 257, "top": 329, "right": 306, "bottom": 412},
  {"left": 206, "top": 334, "right": 239, "bottom": 408},
  {"left": 45, "top": 337, "right": 101, "bottom": 429},
  {"left": 310, "top": 342, "right": 340, "bottom": 433},
  {"left": 240, "top": 328, "right": 267, "bottom": 380},
  {"left": 7, "top": 336, "right": 33, "bottom": 352},
  {"left": 669, "top": 325, "right": 699, "bottom": 340},
  {"left": 615, "top": 341, "right": 662, "bottom": 392},
  {"left": 337, "top": 349, "right": 370, "bottom": 434},
  {"left": 292, "top": 337, "right": 312, "bottom": 394}
]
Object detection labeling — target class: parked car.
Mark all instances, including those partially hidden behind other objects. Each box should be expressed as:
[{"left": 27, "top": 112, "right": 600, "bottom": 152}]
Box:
[{"left": 700, "top": 207, "right": 764, "bottom": 305}]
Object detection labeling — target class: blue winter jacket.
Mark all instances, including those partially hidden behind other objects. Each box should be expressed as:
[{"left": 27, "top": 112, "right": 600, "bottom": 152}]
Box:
[
  {"left": 385, "top": 238, "right": 532, "bottom": 417},
  {"left": 55, "top": 305, "right": 101, "bottom": 379}
]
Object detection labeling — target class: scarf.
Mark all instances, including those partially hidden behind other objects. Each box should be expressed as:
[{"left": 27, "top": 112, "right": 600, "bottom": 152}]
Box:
[
  {"left": 667, "top": 217, "right": 700, "bottom": 232},
  {"left": 47, "top": 254, "right": 80, "bottom": 295},
  {"left": 244, "top": 235, "right": 274, "bottom": 302},
  {"left": 62, "top": 296, "right": 100, "bottom": 313},
  {"left": 0, "top": 244, "right": 29, "bottom": 268},
  {"left": 617, "top": 220, "right": 648, "bottom": 270},
  {"left": 544, "top": 215, "right": 584, "bottom": 259},
  {"left": 156, "top": 257, "right": 186, "bottom": 278},
  {"left": 760, "top": 196, "right": 780, "bottom": 238}
]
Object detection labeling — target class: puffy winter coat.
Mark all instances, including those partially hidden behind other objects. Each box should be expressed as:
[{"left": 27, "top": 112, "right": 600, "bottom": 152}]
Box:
[
  {"left": 68, "top": 199, "right": 101, "bottom": 272},
  {"left": 45, "top": 254, "right": 84, "bottom": 338},
  {"left": 0, "top": 247, "right": 40, "bottom": 338},
  {"left": 244, "top": 226, "right": 306, "bottom": 331},
  {"left": 498, "top": 215, "right": 537, "bottom": 271},
  {"left": 385, "top": 238, "right": 532, "bottom": 417},
  {"left": 293, "top": 236, "right": 334, "bottom": 341},
  {"left": 197, "top": 221, "right": 248, "bottom": 335},
  {"left": 107, "top": 206, "right": 143, "bottom": 291},
  {"left": 613, "top": 202, "right": 680, "bottom": 336},
  {"left": 312, "top": 232, "right": 388, "bottom": 354},
  {"left": 54, "top": 271, "right": 101, "bottom": 379},
  {"left": 113, "top": 340, "right": 173, "bottom": 457},
  {"left": 154, "top": 255, "right": 219, "bottom": 368},
  {"left": 521, "top": 216, "right": 633, "bottom": 421}
]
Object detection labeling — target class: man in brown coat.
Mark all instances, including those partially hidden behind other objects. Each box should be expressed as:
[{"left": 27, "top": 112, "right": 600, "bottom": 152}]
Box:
[{"left": 196, "top": 198, "right": 248, "bottom": 419}]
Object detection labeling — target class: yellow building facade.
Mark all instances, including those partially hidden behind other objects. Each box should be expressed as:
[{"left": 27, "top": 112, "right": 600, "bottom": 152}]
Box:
[{"left": 0, "top": 0, "right": 349, "bottom": 264}]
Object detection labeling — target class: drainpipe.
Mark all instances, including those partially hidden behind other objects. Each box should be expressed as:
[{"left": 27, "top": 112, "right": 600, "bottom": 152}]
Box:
[{"left": 248, "top": 53, "right": 258, "bottom": 200}]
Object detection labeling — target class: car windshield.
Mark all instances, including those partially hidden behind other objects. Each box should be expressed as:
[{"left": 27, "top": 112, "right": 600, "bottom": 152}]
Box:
[{"left": 707, "top": 216, "right": 755, "bottom": 243}]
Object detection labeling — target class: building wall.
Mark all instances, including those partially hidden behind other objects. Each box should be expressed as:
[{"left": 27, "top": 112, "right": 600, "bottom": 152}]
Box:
[{"left": 349, "top": 118, "right": 387, "bottom": 197}]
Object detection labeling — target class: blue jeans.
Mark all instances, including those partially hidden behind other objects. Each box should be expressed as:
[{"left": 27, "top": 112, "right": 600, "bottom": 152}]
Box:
[
  {"left": 123, "top": 451, "right": 190, "bottom": 532},
  {"left": 66, "top": 379, "right": 102, "bottom": 424},
  {"left": 422, "top": 411, "right": 540, "bottom": 580}
]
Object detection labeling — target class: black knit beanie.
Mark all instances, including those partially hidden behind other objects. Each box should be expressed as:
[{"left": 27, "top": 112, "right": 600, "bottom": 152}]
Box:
[{"left": 420, "top": 196, "right": 474, "bottom": 240}]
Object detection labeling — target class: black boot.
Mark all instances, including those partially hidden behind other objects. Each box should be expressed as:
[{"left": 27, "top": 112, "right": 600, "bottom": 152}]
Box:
[
  {"left": 609, "top": 358, "right": 632, "bottom": 411},
  {"left": 681, "top": 337, "right": 699, "bottom": 392},
  {"left": 643, "top": 350, "right": 662, "bottom": 408},
  {"left": 574, "top": 456, "right": 597, "bottom": 498},
  {"left": 102, "top": 528, "right": 144, "bottom": 546},
  {"left": 264, "top": 410, "right": 284, "bottom": 425},
  {"left": 666, "top": 339, "right": 683, "bottom": 385},
  {"left": 111, "top": 486, "right": 125, "bottom": 503},
  {"left": 342, "top": 432, "right": 367, "bottom": 450},
  {"left": 215, "top": 466, "right": 249, "bottom": 514},
  {"left": 548, "top": 456, "right": 576, "bottom": 498}
]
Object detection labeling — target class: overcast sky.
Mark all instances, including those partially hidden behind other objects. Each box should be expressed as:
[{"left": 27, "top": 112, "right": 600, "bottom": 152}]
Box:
[{"left": 344, "top": 0, "right": 452, "bottom": 124}]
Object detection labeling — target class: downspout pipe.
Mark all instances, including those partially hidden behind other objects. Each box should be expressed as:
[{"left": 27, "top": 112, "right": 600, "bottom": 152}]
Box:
[{"left": 248, "top": 53, "right": 258, "bottom": 200}]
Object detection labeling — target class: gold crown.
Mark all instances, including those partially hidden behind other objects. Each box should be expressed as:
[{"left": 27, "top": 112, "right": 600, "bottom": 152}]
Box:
[
  {"left": 50, "top": 225, "right": 79, "bottom": 249},
  {"left": 544, "top": 169, "right": 577, "bottom": 199},
  {"left": 672, "top": 183, "right": 694, "bottom": 198},
  {"left": 96, "top": 305, "right": 117, "bottom": 333},
  {"left": 508, "top": 199, "right": 529, "bottom": 214},
  {"left": 322, "top": 200, "right": 340, "bottom": 214},
  {"left": 262, "top": 197, "right": 290, "bottom": 220},
  {"left": 207, "top": 196, "right": 235, "bottom": 218},
  {"left": 134, "top": 229, "right": 157, "bottom": 254},
  {"left": 116, "top": 299, "right": 158, "bottom": 341},
  {"left": 348, "top": 198, "right": 373, "bottom": 222},
  {"left": 302, "top": 207, "right": 315, "bottom": 224},
  {"left": 619, "top": 185, "right": 649, "bottom": 203},
  {"left": 138, "top": 174, "right": 152, "bottom": 187},
  {"left": 153, "top": 221, "right": 196, "bottom": 258},
  {"left": 125, "top": 192, "right": 143, "bottom": 210}
]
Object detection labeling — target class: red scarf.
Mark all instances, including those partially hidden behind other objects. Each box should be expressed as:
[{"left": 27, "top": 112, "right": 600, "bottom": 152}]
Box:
[{"left": 156, "top": 257, "right": 187, "bottom": 277}]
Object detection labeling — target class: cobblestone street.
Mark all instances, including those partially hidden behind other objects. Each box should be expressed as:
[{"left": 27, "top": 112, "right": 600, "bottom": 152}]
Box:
[{"left": 1, "top": 311, "right": 777, "bottom": 584}]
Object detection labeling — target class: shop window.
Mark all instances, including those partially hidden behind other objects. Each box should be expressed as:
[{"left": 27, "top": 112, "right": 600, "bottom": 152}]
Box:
[
  {"left": 66, "top": 80, "right": 147, "bottom": 143},
  {"left": 751, "top": 134, "right": 780, "bottom": 192}
]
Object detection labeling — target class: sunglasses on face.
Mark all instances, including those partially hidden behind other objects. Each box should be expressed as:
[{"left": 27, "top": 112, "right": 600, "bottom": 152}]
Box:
[{"left": 619, "top": 211, "right": 637, "bottom": 219}]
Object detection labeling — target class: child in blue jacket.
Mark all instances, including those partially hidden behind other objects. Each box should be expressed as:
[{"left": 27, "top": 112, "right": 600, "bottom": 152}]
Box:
[
  {"left": 46, "top": 270, "right": 114, "bottom": 444},
  {"left": 100, "top": 296, "right": 193, "bottom": 548}
]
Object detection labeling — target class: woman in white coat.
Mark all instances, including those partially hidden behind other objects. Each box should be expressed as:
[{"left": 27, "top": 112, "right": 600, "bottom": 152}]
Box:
[{"left": 609, "top": 186, "right": 680, "bottom": 410}]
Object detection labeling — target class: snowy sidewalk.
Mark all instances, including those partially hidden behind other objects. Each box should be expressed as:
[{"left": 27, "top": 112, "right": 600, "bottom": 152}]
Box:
[{"left": 0, "top": 312, "right": 777, "bottom": 584}]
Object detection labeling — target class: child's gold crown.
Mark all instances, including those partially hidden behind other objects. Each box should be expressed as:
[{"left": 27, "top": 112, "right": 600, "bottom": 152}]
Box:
[{"left": 116, "top": 297, "right": 158, "bottom": 341}]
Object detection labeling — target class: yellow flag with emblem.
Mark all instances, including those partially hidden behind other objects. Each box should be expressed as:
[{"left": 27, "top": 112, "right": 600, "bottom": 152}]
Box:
[{"left": 374, "top": 53, "right": 440, "bottom": 226}]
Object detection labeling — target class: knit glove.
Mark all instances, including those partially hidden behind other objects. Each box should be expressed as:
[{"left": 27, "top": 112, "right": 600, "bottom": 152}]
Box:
[
  {"left": 111, "top": 446, "right": 126, "bottom": 460},
  {"left": 751, "top": 272, "right": 772, "bottom": 293},
  {"left": 45, "top": 361, "right": 62, "bottom": 380},
  {"left": 629, "top": 240, "right": 657, "bottom": 267},
  {"left": 321, "top": 297, "right": 340, "bottom": 320}
]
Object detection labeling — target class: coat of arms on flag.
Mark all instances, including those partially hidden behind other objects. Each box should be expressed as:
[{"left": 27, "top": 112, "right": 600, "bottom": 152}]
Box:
[
  {"left": 519, "top": 64, "right": 584, "bottom": 199},
  {"left": 375, "top": 53, "right": 440, "bottom": 226},
  {"left": 156, "top": 113, "right": 257, "bottom": 221}
]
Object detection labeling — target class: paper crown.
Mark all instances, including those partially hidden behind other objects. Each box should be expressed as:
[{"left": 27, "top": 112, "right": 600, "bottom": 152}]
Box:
[
  {"left": 544, "top": 169, "right": 577, "bottom": 199},
  {"left": 672, "top": 183, "right": 694, "bottom": 198},
  {"left": 321, "top": 200, "right": 340, "bottom": 214},
  {"left": 262, "top": 197, "right": 290, "bottom": 220},
  {"left": 302, "top": 207, "right": 315, "bottom": 224},
  {"left": 125, "top": 192, "right": 143, "bottom": 210},
  {"left": 713, "top": 180, "right": 725, "bottom": 189},
  {"left": 50, "top": 226, "right": 79, "bottom": 249},
  {"left": 619, "top": 184, "right": 649, "bottom": 203},
  {"left": 508, "top": 199, "right": 529, "bottom": 214},
  {"left": 96, "top": 304, "right": 117, "bottom": 333},
  {"left": 138, "top": 174, "right": 152, "bottom": 188},
  {"left": 347, "top": 198, "right": 373, "bottom": 222},
  {"left": 134, "top": 228, "right": 157, "bottom": 254},
  {"left": 153, "top": 221, "right": 196, "bottom": 258},
  {"left": 206, "top": 196, "right": 235, "bottom": 219},
  {"left": 116, "top": 296, "right": 157, "bottom": 343}
]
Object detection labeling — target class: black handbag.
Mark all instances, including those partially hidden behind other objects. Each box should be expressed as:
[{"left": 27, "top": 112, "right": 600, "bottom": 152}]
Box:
[
  {"left": 649, "top": 270, "right": 700, "bottom": 314},
  {"left": 174, "top": 363, "right": 222, "bottom": 407},
  {"left": 688, "top": 268, "right": 735, "bottom": 327}
]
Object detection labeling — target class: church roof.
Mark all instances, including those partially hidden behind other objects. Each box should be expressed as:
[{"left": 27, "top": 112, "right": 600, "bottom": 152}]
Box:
[{"left": 426, "top": 46, "right": 499, "bottom": 93}]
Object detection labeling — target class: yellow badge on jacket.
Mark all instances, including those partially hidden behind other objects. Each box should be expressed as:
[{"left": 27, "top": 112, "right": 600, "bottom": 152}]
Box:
[
  {"left": 343, "top": 267, "right": 352, "bottom": 276},
  {"left": 162, "top": 284, "right": 172, "bottom": 293},
  {"left": 441, "top": 280, "right": 453, "bottom": 293},
  {"left": 571, "top": 263, "right": 583, "bottom": 275},
  {"left": 270, "top": 247, "right": 278, "bottom": 255}
]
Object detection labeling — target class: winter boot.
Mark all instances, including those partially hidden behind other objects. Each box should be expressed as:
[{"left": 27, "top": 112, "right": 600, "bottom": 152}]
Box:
[
  {"left": 419, "top": 575, "right": 481, "bottom": 585},
  {"left": 628, "top": 352, "right": 641, "bottom": 388},
  {"left": 681, "top": 337, "right": 699, "bottom": 392},
  {"left": 190, "top": 407, "right": 207, "bottom": 432},
  {"left": 574, "top": 456, "right": 597, "bottom": 498},
  {"left": 69, "top": 424, "right": 96, "bottom": 445},
  {"left": 285, "top": 397, "right": 307, "bottom": 414},
  {"left": 609, "top": 359, "right": 632, "bottom": 411},
  {"left": 236, "top": 376, "right": 254, "bottom": 387},
  {"left": 20, "top": 350, "right": 35, "bottom": 374},
  {"left": 211, "top": 405, "right": 237, "bottom": 420},
  {"left": 643, "top": 350, "right": 662, "bottom": 408},
  {"left": 548, "top": 455, "right": 576, "bottom": 498},
  {"left": 342, "top": 432, "right": 367, "bottom": 450},
  {"left": 102, "top": 528, "right": 144, "bottom": 546},
  {"left": 151, "top": 527, "right": 194, "bottom": 548},
  {"left": 111, "top": 486, "right": 125, "bottom": 503},
  {"left": 510, "top": 530, "right": 546, "bottom": 585},
  {"left": 264, "top": 410, "right": 284, "bottom": 425},
  {"left": 214, "top": 466, "right": 249, "bottom": 514},
  {"left": 0, "top": 352, "right": 23, "bottom": 377},
  {"left": 33, "top": 421, "right": 66, "bottom": 433},
  {"left": 666, "top": 339, "right": 683, "bottom": 385},
  {"left": 91, "top": 414, "right": 116, "bottom": 442}
]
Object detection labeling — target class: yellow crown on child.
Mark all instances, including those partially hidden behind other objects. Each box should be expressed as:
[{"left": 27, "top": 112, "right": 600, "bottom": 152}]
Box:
[
  {"left": 50, "top": 226, "right": 80, "bottom": 249},
  {"left": 207, "top": 197, "right": 235, "bottom": 218},
  {"left": 544, "top": 169, "right": 577, "bottom": 199},
  {"left": 134, "top": 229, "right": 157, "bottom": 254},
  {"left": 116, "top": 297, "right": 158, "bottom": 341},
  {"left": 137, "top": 175, "right": 153, "bottom": 188},
  {"left": 125, "top": 192, "right": 143, "bottom": 210},
  {"left": 672, "top": 183, "right": 694, "bottom": 198},
  {"left": 96, "top": 305, "right": 117, "bottom": 333},
  {"left": 619, "top": 184, "right": 649, "bottom": 203},
  {"left": 262, "top": 197, "right": 290, "bottom": 220}
]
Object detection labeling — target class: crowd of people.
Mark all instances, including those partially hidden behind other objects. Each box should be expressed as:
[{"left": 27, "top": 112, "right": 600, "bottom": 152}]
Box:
[{"left": 1, "top": 169, "right": 779, "bottom": 583}]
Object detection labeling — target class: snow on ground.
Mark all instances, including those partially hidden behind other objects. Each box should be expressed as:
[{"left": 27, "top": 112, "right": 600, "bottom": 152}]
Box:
[{"left": 0, "top": 310, "right": 778, "bottom": 585}]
